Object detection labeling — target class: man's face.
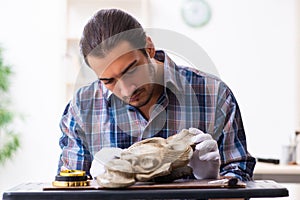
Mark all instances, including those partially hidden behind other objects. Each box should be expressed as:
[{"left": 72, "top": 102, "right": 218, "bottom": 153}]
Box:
[{"left": 87, "top": 41, "right": 156, "bottom": 108}]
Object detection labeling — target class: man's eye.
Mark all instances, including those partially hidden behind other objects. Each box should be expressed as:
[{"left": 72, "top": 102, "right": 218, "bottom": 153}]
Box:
[
  {"left": 104, "top": 80, "right": 113, "bottom": 85},
  {"left": 101, "top": 79, "right": 114, "bottom": 85}
]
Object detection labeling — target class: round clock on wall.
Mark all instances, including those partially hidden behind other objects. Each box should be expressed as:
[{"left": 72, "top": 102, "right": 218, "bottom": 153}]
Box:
[{"left": 181, "top": 0, "right": 211, "bottom": 28}]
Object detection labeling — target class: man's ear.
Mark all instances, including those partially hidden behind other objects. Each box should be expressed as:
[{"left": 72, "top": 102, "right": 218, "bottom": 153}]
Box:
[{"left": 145, "top": 36, "right": 155, "bottom": 58}]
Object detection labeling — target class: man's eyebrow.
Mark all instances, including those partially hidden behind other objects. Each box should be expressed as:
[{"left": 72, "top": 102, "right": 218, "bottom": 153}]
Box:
[
  {"left": 99, "top": 60, "right": 138, "bottom": 81},
  {"left": 120, "top": 60, "right": 138, "bottom": 75}
]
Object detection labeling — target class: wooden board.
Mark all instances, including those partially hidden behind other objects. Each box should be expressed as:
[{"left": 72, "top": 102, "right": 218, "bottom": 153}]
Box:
[{"left": 43, "top": 179, "right": 246, "bottom": 191}]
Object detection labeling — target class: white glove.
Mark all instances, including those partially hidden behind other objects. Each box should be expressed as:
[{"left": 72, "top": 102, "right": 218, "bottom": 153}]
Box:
[
  {"left": 188, "top": 128, "right": 220, "bottom": 179},
  {"left": 90, "top": 158, "right": 106, "bottom": 178},
  {"left": 90, "top": 147, "right": 123, "bottom": 178}
]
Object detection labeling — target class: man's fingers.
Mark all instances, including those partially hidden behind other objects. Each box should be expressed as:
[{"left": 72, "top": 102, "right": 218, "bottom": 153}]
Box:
[
  {"left": 194, "top": 139, "right": 218, "bottom": 156},
  {"left": 199, "top": 151, "right": 220, "bottom": 161},
  {"left": 188, "top": 127, "right": 204, "bottom": 135},
  {"left": 192, "top": 133, "right": 213, "bottom": 144}
]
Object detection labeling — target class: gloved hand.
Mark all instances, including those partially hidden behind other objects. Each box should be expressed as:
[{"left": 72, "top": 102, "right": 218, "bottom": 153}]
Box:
[
  {"left": 90, "top": 147, "right": 123, "bottom": 178},
  {"left": 188, "top": 128, "right": 220, "bottom": 179},
  {"left": 90, "top": 158, "right": 106, "bottom": 179}
]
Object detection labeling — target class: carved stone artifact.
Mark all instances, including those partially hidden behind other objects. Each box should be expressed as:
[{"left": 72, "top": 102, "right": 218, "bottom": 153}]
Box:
[{"left": 96, "top": 129, "right": 197, "bottom": 188}]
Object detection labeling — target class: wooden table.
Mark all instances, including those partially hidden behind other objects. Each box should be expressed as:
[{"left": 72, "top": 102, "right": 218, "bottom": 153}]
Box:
[{"left": 2, "top": 180, "right": 288, "bottom": 200}]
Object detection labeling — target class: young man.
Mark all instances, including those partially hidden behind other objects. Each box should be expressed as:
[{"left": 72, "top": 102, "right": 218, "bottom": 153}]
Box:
[{"left": 58, "top": 9, "right": 256, "bottom": 181}]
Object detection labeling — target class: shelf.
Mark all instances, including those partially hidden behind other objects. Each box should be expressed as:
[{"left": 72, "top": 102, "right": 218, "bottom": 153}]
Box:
[
  {"left": 254, "top": 163, "right": 300, "bottom": 183},
  {"left": 254, "top": 163, "right": 300, "bottom": 175}
]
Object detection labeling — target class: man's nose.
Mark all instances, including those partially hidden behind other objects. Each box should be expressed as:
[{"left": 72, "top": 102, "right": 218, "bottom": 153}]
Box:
[{"left": 115, "top": 78, "right": 137, "bottom": 97}]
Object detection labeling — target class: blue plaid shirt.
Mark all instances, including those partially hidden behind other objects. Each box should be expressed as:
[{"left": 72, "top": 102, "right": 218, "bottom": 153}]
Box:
[{"left": 58, "top": 51, "right": 256, "bottom": 181}]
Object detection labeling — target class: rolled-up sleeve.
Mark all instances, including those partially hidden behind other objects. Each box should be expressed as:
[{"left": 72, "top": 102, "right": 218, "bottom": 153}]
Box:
[
  {"left": 216, "top": 83, "right": 256, "bottom": 181},
  {"left": 57, "top": 101, "right": 92, "bottom": 175}
]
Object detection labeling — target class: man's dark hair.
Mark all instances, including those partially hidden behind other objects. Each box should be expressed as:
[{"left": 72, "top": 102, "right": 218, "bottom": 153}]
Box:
[{"left": 80, "top": 9, "right": 147, "bottom": 66}]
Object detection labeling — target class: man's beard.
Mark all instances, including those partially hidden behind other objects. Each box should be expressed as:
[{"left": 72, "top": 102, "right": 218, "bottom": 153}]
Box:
[{"left": 127, "top": 84, "right": 155, "bottom": 108}]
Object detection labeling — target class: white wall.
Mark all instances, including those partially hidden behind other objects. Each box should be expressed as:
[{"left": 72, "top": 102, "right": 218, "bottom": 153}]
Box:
[
  {"left": 150, "top": 0, "right": 298, "bottom": 159},
  {"left": 0, "top": 0, "right": 66, "bottom": 192},
  {"left": 0, "top": 0, "right": 298, "bottom": 194}
]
